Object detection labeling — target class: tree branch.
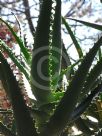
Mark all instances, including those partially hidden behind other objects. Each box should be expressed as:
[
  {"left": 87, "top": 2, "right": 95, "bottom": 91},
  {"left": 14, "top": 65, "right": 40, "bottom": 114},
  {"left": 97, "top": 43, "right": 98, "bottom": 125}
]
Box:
[{"left": 22, "top": 0, "right": 35, "bottom": 36}]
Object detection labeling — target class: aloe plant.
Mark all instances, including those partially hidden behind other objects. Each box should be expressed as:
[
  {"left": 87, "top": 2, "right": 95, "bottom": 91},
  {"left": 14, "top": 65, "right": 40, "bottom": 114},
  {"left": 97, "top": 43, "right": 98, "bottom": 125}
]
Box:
[{"left": 0, "top": 0, "right": 102, "bottom": 136}]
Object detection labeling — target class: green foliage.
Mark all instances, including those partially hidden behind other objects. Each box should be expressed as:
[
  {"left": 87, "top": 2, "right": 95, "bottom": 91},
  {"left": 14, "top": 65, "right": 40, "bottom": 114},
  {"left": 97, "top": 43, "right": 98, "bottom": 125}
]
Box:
[
  {"left": 67, "top": 18, "right": 102, "bottom": 31},
  {"left": 62, "top": 17, "right": 83, "bottom": 58},
  {"left": 31, "top": 0, "right": 53, "bottom": 104},
  {"left": 0, "top": 39, "right": 30, "bottom": 80},
  {"left": 50, "top": 0, "right": 62, "bottom": 91},
  {"left": 70, "top": 83, "right": 102, "bottom": 124},
  {"left": 81, "top": 57, "right": 102, "bottom": 98},
  {"left": 0, "top": 17, "right": 31, "bottom": 63},
  {"left": 0, "top": 0, "right": 102, "bottom": 136},
  {"left": 40, "top": 36, "right": 102, "bottom": 136},
  {"left": 0, "top": 52, "right": 37, "bottom": 136}
]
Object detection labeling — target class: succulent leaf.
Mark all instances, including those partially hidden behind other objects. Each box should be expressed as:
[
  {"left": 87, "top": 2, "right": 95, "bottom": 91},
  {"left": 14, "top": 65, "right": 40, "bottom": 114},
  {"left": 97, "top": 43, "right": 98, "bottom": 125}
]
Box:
[
  {"left": 40, "top": 36, "right": 102, "bottom": 136},
  {"left": 70, "top": 83, "right": 102, "bottom": 124},
  {"left": 52, "top": 58, "right": 82, "bottom": 86},
  {"left": 0, "top": 52, "right": 38, "bottom": 136},
  {"left": 0, "top": 17, "right": 31, "bottom": 63},
  {"left": 81, "top": 57, "right": 102, "bottom": 98},
  {"left": 62, "top": 17, "right": 83, "bottom": 58},
  {"left": 0, "top": 39, "right": 30, "bottom": 80},
  {"left": 50, "top": 0, "right": 62, "bottom": 91},
  {"left": 67, "top": 18, "right": 102, "bottom": 31},
  {"left": 31, "top": 0, "right": 53, "bottom": 104}
]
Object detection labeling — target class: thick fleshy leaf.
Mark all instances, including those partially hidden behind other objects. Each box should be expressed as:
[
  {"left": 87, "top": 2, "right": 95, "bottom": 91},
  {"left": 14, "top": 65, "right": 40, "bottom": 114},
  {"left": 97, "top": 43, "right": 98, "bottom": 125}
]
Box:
[
  {"left": 50, "top": 0, "right": 62, "bottom": 91},
  {"left": 52, "top": 58, "right": 82, "bottom": 86},
  {"left": 0, "top": 39, "right": 30, "bottom": 80},
  {"left": 40, "top": 36, "right": 102, "bottom": 136},
  {"left": 81, "top": 57, "right": 102, "bottom": 98},
  {"left": 61, "top": 42, "right": 72, "bottom": 80},
  {"left": 31, "top": 0, "right": 53, "bottom": 104},
  {"left": 0, "top": 17, "right": 31, "bottom": 63},
  {"left": 62, "top": 17, "right": 83, "bottom": 58},
  {"left": 0, "top": 52, "right": 38, "bottom": 136},
  {"left": 70, "top": 83, "right": 102, "bottom": 123},
  {"left": 67, "top": 18, "right": 102, "bottom": 31}
]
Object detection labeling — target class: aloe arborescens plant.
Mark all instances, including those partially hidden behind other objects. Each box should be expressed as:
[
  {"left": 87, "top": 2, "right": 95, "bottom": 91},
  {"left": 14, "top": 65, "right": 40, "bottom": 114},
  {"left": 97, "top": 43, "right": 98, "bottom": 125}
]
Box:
[{"left": 0, "top": 0, "right": 102, "bottom": 136}]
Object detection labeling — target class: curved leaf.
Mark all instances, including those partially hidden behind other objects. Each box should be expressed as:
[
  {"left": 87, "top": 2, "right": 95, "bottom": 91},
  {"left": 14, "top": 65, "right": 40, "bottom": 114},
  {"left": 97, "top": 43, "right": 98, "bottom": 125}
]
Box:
[
  {"left": 62, "top": 17, "right": 83, "bottom": 58},
  {"left": 0, "top": 52, "right": 38, "bottom": 136},
  {"left": 52, "top": 58, "right": 82, "bottom": 86},
  {"left": 41, "top": 36, "right": 102, "bottom": 136},
  {"left": 70, "top": 83, "right": 102, "bottom": 124},
  {"left": 62, "top": 42, "right": 72, "bottom": 80},
  {"left": 0, "top": 17, "right": 31, "bottom": 63},
  {"left": 31, "top": 0, "right": 53, "bottom": 104},
  {"left": 67, "top": 18, "right": 102, "bottom": 30},
  {"left": 82, "top": 57, "right": 102, "bottom": 98},
  {"left": 0, "top": 39, "right": 30, "bottom": 80},
  {"left": 50, "top": 0, "right": 62, "bottom": 91}
]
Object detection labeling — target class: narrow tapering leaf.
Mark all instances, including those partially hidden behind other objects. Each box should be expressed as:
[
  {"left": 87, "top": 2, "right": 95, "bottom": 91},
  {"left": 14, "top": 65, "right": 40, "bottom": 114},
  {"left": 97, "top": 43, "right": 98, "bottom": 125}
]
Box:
[
  {"left": 61, "top": 42, "right": 72, "bottom": 80},
  {"left": 0, "top": 17, "right": 31, "bottom": 62},
  {"left": 67, "top": 18, "right": 102, "bottom": 31},
  {"left": 0, "top": 53, "right": 38, "bottom": 136},
  {"left": 0, "top": 39, "right": 30, "bottom": 80},
  {"left": 41, "top": 37, "right": 102, "bottom": 136},
  {"left": 62, "top": 17, "right": 83, "bottom": 58},
  {"left": 70, "top": 83, "right": 102, "bottom": 124},
  {"left": 61, "top": 41, "right": 71, "bottom": 69},
  {"left": 61, "top": 42, "right": 75, "bottom": 82},
  {"left": 50, "top": 0, "right": 62, "bottom": 90},
  {"left": 52, "top": 58, "right": 82, "bottom": 85},
  {"left": 62, "top": 42, "right": 71, "bottom": 70},
  {"left": 31, "top": 0, "right": 53, "bottom": 104},
  {"left": 81, "top": 57, "right": 102, "bottom": 97}
]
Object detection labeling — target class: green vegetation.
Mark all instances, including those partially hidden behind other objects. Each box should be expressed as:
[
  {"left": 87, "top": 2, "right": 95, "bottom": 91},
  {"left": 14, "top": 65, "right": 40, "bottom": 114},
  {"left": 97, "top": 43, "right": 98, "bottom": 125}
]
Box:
[{"left": 0, "top": 0, "right": 102, "bottom": 135}]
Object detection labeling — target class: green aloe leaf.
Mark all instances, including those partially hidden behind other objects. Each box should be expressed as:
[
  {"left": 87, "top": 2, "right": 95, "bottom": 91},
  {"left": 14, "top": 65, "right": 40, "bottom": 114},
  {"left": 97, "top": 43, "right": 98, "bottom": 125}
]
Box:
[
  {"left": 31, "top": 0, "right": 53, "bottom": 104},
  {"left": 62, "top": 42, "right": 71, "bottom": 69},
  {"left": 62, "top": 17, "right": 83, "bottom": 58},
  {"left": 50, "top": 0, "right": 62, "bottom": 91},
  {"left": 0, "top": 39, "right": 30, "bottom": 80},
  {"left": 62, "top": 42, "right": 72, "bottom": 80},
  {"left": 70, "top": 83, "right": 102, "bottom": 124},
  {"left": 41, "top": 36, "right": 102, "bottom": 136},
  {"left": 67, "top": 18, "right": 102, "bottom": 30},
  {"left": 0, "top": 17, "right": 31, "bottom": 63},
  {"left": 52, "top": 58, "right": 82, "bottom": 86},
  {"left": 81, "top": 57, "right": 102, "bottom": 98},
  {"left": 0, "top": 52, "right": 38, "bottom": 136}
]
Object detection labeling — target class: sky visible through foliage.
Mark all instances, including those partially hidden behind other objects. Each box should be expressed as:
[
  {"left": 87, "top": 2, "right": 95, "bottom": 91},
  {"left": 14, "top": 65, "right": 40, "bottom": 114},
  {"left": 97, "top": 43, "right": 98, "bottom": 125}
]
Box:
[{"left": 62, "top": 0, "right": 102, "bottom": 60}]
